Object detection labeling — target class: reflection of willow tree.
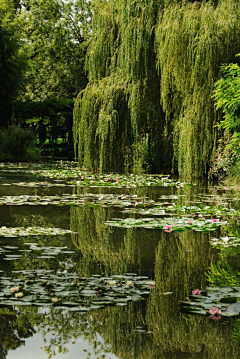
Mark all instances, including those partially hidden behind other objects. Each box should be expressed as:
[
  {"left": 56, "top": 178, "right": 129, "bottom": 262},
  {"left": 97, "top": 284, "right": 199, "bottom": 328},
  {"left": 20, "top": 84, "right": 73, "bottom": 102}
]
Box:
[
  {"left": 0, "top": 233, "right": 78, "bottom": 276},
  {"left": 145, "top": 231, "right": 240, "bottom": 358},
  {"left": 0, "top": 307, "right": 35, "bottom": 359},
  {"left": 208, "top": 220, "right": 240, "bottom": 287},
  {"left": 87, "top": 301, "right": 160, "bottom": 359},
  {"left": 15, "top": 302, "right": 157, "bottom": 359},
  {"left": 11, "top": 208, "right": 70, "bottom": 230},
  {"left": 70, "top": 206, "right": 158, "bottom": 277}
]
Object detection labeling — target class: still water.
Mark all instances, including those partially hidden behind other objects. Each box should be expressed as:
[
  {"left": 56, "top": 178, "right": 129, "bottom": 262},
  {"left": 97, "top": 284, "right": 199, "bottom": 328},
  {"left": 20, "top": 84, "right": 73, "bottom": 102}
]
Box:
[{"left": 0, "top": 164, "right": 239, "bottom": 359}]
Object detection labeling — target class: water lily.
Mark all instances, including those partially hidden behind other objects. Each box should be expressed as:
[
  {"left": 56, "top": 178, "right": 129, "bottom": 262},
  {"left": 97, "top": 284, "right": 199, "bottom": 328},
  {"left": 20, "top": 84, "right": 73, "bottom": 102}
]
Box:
[
  {"left": 164, "top": 225, "right": 172, "bottom": 233},
  {"left": 15, "top": 292, "right": 24, "bottom": 298},
  {"left": 104, "top": 178, "right": 108, "bottom": 182},
  {"left": 192, "top": 289, "right": 201, "bottom": 295},
  {"left": 11, "top": 286, "right": 19, "bottom": 292},
  {"left": 209, "top": 307, "right": 221, "bottom": 315},
  {"left": 212, "top": 219, "right": 219, "bottom": 223},
  {"left": 188, "top": 221, "right": 193, "bottom": 225}
]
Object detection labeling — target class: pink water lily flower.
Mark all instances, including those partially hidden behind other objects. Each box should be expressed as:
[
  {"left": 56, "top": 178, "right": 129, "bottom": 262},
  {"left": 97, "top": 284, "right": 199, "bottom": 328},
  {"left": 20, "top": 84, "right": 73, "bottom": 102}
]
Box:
[
  {"left": 209, "top": 307, "right": 221, "bottom": 315},
  {"left": 11, "top": 286, "right": 19, "bottom": 292},
  {"left": 188, "top": 221, "right": 193, "bottom": 225},
  {"left": 212, "top": 219, "right": 219, "bottom": 223},
  {"left": 164, "top": 225, "right": 172, "bottom": 233},
  {"left": 192, "top": 289, "right": 201, "bottom": 295}
]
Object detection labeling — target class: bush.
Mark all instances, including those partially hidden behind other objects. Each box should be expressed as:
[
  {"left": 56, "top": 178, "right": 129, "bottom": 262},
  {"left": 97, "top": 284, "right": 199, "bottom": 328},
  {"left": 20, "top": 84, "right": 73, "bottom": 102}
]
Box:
[{"left": 0, "top": 125, "right": 41, "bottom": 161}]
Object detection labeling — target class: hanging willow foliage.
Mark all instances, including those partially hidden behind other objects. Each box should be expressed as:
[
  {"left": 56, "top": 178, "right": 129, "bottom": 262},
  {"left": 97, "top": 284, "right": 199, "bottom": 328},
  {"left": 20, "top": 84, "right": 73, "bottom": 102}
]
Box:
[
  {"left": 74, "top": 0, "right": 169, "bottom": 173},
  {"left": 155, "top": 0, "right": 240, "bottom": 177},
  {"left": 74, "top": 0, "right": 240, "bottom": 177}
]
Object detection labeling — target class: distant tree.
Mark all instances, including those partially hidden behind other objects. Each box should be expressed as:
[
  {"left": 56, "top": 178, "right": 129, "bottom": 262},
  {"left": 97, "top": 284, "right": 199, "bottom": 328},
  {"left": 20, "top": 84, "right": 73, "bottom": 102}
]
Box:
[
  {"left": 0, "top": 0, "right": 27, "bottom": 126},
  {"left": 17, "top": 0, "right": 92, "bottom": 101}
]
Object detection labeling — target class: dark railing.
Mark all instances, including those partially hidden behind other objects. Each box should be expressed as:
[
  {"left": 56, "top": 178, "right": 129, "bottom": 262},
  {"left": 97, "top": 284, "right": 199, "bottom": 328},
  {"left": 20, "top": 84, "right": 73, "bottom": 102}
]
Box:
[{"left": 37, "top": 128, "right": 73, "bottom": 147}]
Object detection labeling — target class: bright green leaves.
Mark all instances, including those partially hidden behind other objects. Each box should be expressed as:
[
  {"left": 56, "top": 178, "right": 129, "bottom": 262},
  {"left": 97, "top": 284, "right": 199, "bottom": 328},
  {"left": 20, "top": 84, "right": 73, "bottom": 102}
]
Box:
[
  {"left": 212, "top": 59, "right": 240, "bottom": 156},
  {"left": 0, "top": 0, "right": 27, "bottom": 124}
]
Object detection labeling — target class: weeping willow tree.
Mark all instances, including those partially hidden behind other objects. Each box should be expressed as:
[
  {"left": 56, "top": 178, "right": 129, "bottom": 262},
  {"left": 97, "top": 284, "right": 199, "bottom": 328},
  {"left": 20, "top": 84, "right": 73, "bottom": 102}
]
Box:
[{"left": 74, "top": 0, "right": 240, "bottom": 177}]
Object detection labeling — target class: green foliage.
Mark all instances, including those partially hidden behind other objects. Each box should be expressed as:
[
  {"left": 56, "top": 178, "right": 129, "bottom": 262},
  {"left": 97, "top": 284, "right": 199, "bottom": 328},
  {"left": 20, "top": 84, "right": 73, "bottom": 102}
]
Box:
[
  {"left": 0, "top": 0, "right": 27, "bottom": 125},
  {"left": 74, "top": 0, "right": 169, "bottom": 173},
  {"left": 74, "top": 0, "right": 240, "bottom": 177},
  {"left": 207, "top": 248, "right": 240, "bottom": 287},
  {"left": 0, "top": 125, "right": 41, "bottom": 161},
  {"left": 17, "top": 0, "right": 92, "bottom": 101},
  {"left": 155, "top": 0, "right": 240, "bottom": 177},
  {"left": 14, "top": 98, "right": 74, "bottom": 125},
  {"left": 213, "top": 58, "right": 240, "bottom": 155}
]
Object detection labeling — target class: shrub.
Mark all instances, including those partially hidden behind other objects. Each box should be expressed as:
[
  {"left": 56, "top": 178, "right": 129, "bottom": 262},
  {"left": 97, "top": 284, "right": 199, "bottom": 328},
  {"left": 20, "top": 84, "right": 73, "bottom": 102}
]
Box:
[{"left": 0, "top": 125, "right": 41, "bottom": 161}]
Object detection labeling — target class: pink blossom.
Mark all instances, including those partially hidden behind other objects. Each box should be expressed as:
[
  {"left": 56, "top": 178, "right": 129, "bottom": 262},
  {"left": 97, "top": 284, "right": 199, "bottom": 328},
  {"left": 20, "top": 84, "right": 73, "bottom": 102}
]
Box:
[
  {"left": 188, "top": 221, "right": 193, "bottom": 225},
  {"left": 212, "top": 219, "right": 219, "bottom": 223},
  {"left": 164, "top": 225, "right": 172, "bottom": 233},
  {"left": 11, "top": 286, "right": 19, "bottom": 292},
  {"left": 38, "top": 170, "right": 41, "bottom": 173},
  {"left": 104, "top": 178, "right": 108, "bottom": 182},
  {"left": 116, "top": 177, "right": 119, "bottom": 182},
  {"left": 76, "top": 167, "right": 79, "bottom": 170},
  {"left": 209, "top": 307, "right": 221, "bottom": 315},
  {"left": 199, "top": 217, "right": 205, "bottom": 221},
  {"left": 81, "top": 175, "right": 84, "bottom": 180},
  {"left": 192, "top": 289, "right": 201, "bottom": 295},
  {"left": 225, "top": 187, "right": 228, "bottom": 191},
  {"left": 164, "top": 225, "right": 172, "bottom": 230}
]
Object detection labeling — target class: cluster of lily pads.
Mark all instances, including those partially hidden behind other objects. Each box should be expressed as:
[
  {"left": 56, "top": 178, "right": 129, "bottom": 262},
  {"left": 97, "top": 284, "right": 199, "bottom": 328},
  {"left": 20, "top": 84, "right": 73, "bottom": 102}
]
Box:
[
  {"left": 0, "top": 243, "right": 75, "bottom": 261},
  {"left": 0, "top": 226, "right": 75, "bottom": 238},
  {"left": 210, "top": 236, "right": 240, "bottom": 247},
  {"left": 0, "top": 166, "right": 190, "bottom": 188},
  {"left": 124, "top": 203, "right": 237, "bottom": 217},
  {"left": 0, "top": 271, "right": 155, "bottom": 310},
  {"left": 180, "top": 287, "right": 240, "bottom": 319},
  {"left": 105, "top": 217, "right": 227, "bottom": 233},
  {"left": 0, "top": 194, "right": 154, "bottom": 208}
]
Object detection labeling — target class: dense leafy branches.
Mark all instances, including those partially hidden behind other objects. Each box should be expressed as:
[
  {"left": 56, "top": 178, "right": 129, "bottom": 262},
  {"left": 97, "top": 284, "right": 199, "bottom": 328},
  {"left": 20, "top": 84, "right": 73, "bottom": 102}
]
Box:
[
  {"left": 213, "top": 59, "right": 240, "bottom": 154},
  {"left": 74, "top": 0, "right": 240, "bottom": 177},
  {"left": 155, "top": 0, "right": 240, "bottom": 177},
  {"left": 74, "top": 0, "right": 169, "bottom": 173},
  {"left": 17, "top": 0, "right": 92, "bottom": 101},
  {"left": 0, "top": 0, "right": 27, "bottom": 125}
]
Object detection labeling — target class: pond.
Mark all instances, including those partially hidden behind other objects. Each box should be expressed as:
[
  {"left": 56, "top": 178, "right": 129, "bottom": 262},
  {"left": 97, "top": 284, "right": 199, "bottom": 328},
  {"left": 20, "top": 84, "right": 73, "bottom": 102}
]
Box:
[{"left": 0, "top": 162, "right": 240, "bottom": 359}]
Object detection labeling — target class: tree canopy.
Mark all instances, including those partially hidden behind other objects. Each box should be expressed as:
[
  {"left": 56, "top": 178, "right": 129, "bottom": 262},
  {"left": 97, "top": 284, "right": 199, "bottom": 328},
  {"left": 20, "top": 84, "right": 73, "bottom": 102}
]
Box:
[
  {"left": 73, "top": 0, "right": 240, "bottom": 178},
  {"left": 17, "top": 0, "right": 93, "bottom": 101},
  {"left": 0, "top": 0, "right": 27, "bottom": 125}
]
